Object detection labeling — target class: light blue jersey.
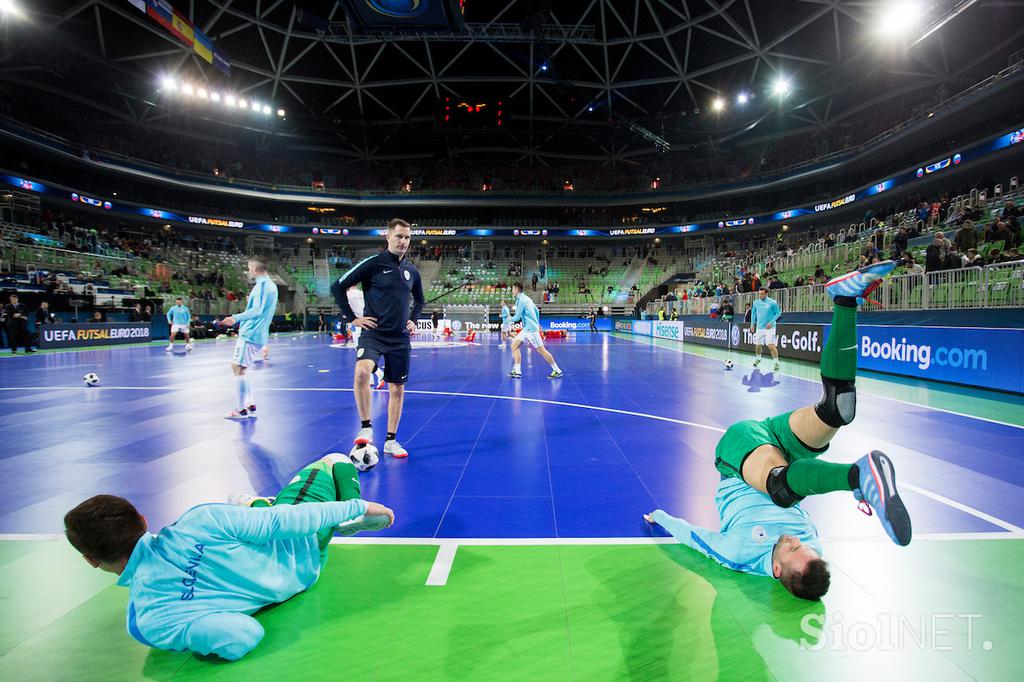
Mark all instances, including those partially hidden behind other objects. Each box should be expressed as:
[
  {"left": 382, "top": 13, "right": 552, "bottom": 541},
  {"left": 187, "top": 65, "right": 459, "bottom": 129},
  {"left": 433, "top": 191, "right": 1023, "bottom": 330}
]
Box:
[
  {"left": 501, "top": 304, "right": 510, "bottom": 321},
  {"left": 509, "top": 292, "right": 540, "bottom": 332},
  {"left": 117, "top": 500, "right": 367, "bottom": 660},
  {"left": 652, "top": 477, "right": 821, "bottom": 577},
  {"left": 234, "top": 275, "right": 278, "bottom": 346},
  {"left": 751, "top": 296, "right": 781, "bottom": 328},
  {"left": 166, "top": 305, "right": 190, "bottom": 326}
]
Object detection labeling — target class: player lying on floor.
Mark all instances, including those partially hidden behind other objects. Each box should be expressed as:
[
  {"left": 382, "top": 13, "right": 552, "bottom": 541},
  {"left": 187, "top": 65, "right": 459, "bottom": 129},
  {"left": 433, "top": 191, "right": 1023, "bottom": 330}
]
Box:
[
  {"left": 63, "top": 453, "right": 394, "bottom": 660},
  {"left": 646, "top": 261, "right": 912, "bottom": 600}
]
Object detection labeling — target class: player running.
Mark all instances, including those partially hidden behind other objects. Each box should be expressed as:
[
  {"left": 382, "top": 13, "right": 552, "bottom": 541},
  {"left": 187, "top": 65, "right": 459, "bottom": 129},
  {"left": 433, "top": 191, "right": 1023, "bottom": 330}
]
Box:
[
  {"left": 220, "top": 256, "right": 278, "bottom": 420},
  {"left": 499, "top": 299, "right": 512, "bottom": 348},
  {"left": 165, "top": 297, "right": 193, "bottom": 352},
  {"left": 751, "top": 287, "right": 781, "bottom": 371},
  {"left": 330, "top": 219, "right": 424, "bottom": 459},
  {"left": 646, "top": 261, "right": 911, "bottom": 600},
  {"left": 63, "top": 453, "right": 394, "bottom": 661},
  {"left": 507, "top": 282, "right": 563, "bottom": 379}
]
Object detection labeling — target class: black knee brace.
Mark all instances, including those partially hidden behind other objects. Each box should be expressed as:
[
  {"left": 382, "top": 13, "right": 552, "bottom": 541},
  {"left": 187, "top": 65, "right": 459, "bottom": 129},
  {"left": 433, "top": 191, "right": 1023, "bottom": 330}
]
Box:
[
  {"left": 814, "top": 376, "right": 857, "bottom": 427},
  {"left": 766, "top": 466, "right": 804, "bottom": 508}
]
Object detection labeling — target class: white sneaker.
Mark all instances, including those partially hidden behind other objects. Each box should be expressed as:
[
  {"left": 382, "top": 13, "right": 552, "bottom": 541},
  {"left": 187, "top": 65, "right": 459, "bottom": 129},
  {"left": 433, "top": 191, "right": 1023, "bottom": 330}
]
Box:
[
  {"left": 225, "top": 409, "right": 250, "bottom": 420},
  {"left": 354, "top": 426, "right": 373, "bottom": 445},
  {"left": 384, "top": 440, "right": 409, "bottom": 458},
  {"left": 185, "top": 343, "right": 193, "bottom": 352},
  {"left": 773, "top": 362, "right": 780, "bottom": 372},
  {"left": 370, "top": 370, "right": 381, "bottom": 388},
  {"left": 336, "top": 513, "right": 391, "bottom": 536},
  {"left": 165, "top": 344, "right": 173, "bottom": 351},
  {"left": 499, "top": 343, "right": 505, "bottom": 349},
  {"left": 752, "top": 358, "right": 761, "bottom": 367}
]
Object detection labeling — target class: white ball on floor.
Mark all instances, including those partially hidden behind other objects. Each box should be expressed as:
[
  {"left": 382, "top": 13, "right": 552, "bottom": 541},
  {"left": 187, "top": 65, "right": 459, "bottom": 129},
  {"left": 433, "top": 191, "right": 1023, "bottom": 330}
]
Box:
[
  {"left": 83, "top": 372, "right": 100, "bottom": 386},
  {"left": 349, "top": 443, "right": 380, "bottom": 472},
  {"left": 724, "top": 360, "right": 734, "bottom": 370}
]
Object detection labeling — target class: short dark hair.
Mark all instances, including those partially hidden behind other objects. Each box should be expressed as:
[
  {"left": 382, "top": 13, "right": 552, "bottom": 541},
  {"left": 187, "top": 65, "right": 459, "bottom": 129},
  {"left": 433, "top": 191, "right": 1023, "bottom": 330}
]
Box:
[
  {"left": 249, "top": 255, "right": 269, "bottom": 272},
  {"left": 512, "top": 281, "right": 524, "bottom": 292},
  {"left": 175, "top": 297, "right": 183, "bottom": 302},
  {"left": 780, "top": 558, "right": 831, "bottom": 600},
  {"left": 64, "top": 495, "right": 146, "bottom": 563},
  {"left": 387, "top": 218, "right": 411, "bottom": 231}
]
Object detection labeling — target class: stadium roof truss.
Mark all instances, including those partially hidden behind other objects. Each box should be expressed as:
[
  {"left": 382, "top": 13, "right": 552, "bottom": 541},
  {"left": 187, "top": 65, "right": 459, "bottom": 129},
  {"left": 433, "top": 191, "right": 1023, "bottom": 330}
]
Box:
[{"left": 6, "top": 0, "right": 1024, "bottom": 164}]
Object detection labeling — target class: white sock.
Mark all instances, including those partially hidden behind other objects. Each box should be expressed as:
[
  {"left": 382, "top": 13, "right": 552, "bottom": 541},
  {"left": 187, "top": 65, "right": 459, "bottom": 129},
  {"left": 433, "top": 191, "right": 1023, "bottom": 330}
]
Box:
[
  {"left": 551, "top": 364, "right": 562, "bottom": 373},
  {"left": 237, "top": 374, "right": 251, "bottom": 409},
  {"left": 513, "top": 364, "right": 521, "bottom": 373}
]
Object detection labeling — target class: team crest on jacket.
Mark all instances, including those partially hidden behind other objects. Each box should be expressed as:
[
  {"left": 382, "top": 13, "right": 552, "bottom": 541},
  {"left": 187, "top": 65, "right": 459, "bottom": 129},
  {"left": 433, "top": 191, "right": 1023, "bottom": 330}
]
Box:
[
  {"left": 752, "top": 525, "right": 768, "bottom": 544},
  {"left": 404, "top": 270, "right": 411, "bottom": 280}
]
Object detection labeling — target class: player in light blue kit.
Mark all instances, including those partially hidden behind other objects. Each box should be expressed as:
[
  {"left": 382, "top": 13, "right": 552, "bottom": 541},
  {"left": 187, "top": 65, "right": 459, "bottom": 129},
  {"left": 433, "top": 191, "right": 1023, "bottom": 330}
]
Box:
[
  {"left": 499, "top": 299, "right": 511, "bottom": 348},
  {"left": 507, "top": 282, "right": 563, "bottom": 379},
  {"left": 220, "top": 256, "right": 278, "bottom": 420},
  {"left": 750, "top": 287, "right": 782, "bottom": 371},
  {"left": 647, "top": 262, "right": 911, "bottom": 600},
  {"left": 63, "top": 452, "right": 394, "bottom": 661},
  {"left": 165, "top": 297, "right": 193, "bottom": 352}
]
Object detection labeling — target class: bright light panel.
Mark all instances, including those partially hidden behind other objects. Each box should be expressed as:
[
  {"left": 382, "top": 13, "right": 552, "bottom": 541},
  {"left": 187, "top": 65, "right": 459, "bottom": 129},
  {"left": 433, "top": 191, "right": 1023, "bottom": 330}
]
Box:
[
  {"left": 712, "top": 98, "right": 725, "bottom": 112},
  {"left": 772, "top": 77, "right": 791, "bottom": 96}
]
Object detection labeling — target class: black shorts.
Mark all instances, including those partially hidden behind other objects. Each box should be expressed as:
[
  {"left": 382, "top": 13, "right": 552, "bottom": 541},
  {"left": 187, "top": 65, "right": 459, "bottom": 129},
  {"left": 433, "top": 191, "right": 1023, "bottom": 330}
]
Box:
[{"left": 357, "top": 332, "right": 411, "bottom": 384}]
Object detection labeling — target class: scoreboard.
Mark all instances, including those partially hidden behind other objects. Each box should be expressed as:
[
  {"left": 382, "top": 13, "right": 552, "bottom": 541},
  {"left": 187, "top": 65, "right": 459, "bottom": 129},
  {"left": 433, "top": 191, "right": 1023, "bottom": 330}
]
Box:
[{"left": 435, "top": 96, "right": 506, "bottom": 130}]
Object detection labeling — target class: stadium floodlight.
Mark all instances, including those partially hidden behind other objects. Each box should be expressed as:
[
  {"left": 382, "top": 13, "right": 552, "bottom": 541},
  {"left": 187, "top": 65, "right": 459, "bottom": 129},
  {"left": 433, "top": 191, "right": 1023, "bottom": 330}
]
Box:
[
  {"left": 540, "top": 63, "right": 548, "bottom": 71},
  {"left": 197, "top": 87, "right": 208, "bottom": 99},
  {"left": 0, "top": 0, "right": 25, "bottom": 19},
  {"left": 210, "top": 92, "right": 221, "bottom": 102},
  {"left": 772, "top": 77, "right": 791, "bottom": 97},
  {"left": 226, "top": 95, "right": 236, "bottom": 107},
  {"left": 261, "top": 104, "right": 271, "bottom": 115},
  {"left": 737, "top": 92, "right": 748, "bottom": 105},
  {"left": 877, "top": 1, "right": 922, "bottom": 36},
  {"left": 277, "top": 108, "right": 286, "bottom": 117},
  {"left": 712, "top": 97, "right": 725, "bottom": 112},
  {"left": 250, "top": 101, "right": 260, "bottom": 112},
  {"left": 237, "top": 98, "right": 247, "bottom": 109},
  {"left": 160, "top": 76, "right": 176, "bottom": 93},
  {"left": 181, "top": 83, "right": 194, "bottom": 96}
]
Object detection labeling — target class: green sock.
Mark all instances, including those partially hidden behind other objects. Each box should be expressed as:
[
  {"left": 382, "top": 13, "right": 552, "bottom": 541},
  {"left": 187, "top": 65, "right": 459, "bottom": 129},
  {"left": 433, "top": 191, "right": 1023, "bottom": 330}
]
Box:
[
  {"left": 820, "top": 302, "right": 858, "bottom": 381},
  {"left": 785, "top": 459, "right": 857, "bottom": 496},
  {"left": 331, "top": 461, "right": 362, "bottom": 501}
]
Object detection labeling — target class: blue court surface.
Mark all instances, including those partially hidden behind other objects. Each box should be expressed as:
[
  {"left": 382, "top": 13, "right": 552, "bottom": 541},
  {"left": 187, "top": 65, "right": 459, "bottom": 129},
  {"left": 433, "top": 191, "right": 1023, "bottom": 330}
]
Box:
[{"left": 1, "top": 332, "right": 1022, "bottom": 541}]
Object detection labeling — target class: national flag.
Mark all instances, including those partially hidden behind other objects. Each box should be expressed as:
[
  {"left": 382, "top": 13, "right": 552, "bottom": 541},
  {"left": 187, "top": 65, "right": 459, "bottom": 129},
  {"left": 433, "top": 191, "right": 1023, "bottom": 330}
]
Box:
[
  {"left": 213, "top": 48, "right": 231, "bottom": 76},
  {"left": 170, "top": 8, "right": 194, "bottom": 47},
  {"left": 146, "top": 0, "right": 173, "bottom": 31},
  {"left": 193, "top": 30, "right": 213, "bottom": 64}
]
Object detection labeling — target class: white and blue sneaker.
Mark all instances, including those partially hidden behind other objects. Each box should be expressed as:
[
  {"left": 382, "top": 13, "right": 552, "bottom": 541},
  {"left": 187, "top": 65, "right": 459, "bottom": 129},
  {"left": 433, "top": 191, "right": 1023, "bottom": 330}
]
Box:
[
  {"left": 226, "top": 493, "right": 276, "bottom": 507},
  {"left": 336, "top": 513, "right": 391, "bottom": 536},
  {"left": 854, "top": 450, "right": 912, "bottom": 546},
  {"left": 825, "top": 260, "right": 896, "bottom": 305}
]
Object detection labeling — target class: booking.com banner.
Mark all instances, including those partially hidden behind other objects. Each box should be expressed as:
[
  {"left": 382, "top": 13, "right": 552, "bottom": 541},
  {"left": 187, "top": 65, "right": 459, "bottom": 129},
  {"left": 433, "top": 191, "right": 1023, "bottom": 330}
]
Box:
[
  {"left": 540, "top": 317, "right": 614, "bottom": 332},
  {"left": 855, "top": 325, "right": 1024, "bottom": 393}
]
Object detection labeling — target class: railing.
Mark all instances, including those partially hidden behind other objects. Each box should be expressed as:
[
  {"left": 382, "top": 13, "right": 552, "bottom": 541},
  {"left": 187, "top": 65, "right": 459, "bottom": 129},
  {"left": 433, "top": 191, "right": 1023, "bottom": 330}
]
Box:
[{"left": 649, "top": 261, "right": 1023, "bottom": 316}]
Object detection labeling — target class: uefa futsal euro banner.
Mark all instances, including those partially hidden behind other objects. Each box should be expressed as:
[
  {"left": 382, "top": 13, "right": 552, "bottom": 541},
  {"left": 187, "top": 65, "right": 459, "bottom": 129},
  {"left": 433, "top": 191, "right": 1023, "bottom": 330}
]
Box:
[
  {"left": 39, "top": 323, "right": 152, "bottom": 349},
  {"left": 855, "top": 325, "right": 1024, "bottom": 393}
]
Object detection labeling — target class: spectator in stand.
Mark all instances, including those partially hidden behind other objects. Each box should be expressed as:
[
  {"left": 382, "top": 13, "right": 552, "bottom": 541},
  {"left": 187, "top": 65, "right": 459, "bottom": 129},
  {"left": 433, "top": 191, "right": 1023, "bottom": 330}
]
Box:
[
  {"left": 35, "top": 301, "right": 55, "bottom": 334},
  {"left": 814, "top": 265, "right": 825, "bottom": 280},
  {"left": 964, "top": 249, "right": 983, "bottom": 267},
  {"left": 130, "top": 303, "right": 144, "bottom": 322},
  {"left": 891, "top": 226, "right": 909, "bottom": 260},
  {"left": 1005, "top": 247, "right": 1021, "bottom": 262},
  {"left": 954, "top": 221, "right": 978, "bottom": 254},
  {"left": 91, "top": 311, "right": 106, "bottom": 323},
  {"left": 986, "top": 221, "right": 1014, "bottom": 246},
  {"left": 769, "top": 276, "right": 787, "bottom": 290},
  {"left": 142, "top": 305, "right": 153, "bottom": 322},
  {"left": 5, "top": 294, "right": 35, "bottom": 353},
  {"left": 901, "top": 252, "right": 925, "bottom": 275}
]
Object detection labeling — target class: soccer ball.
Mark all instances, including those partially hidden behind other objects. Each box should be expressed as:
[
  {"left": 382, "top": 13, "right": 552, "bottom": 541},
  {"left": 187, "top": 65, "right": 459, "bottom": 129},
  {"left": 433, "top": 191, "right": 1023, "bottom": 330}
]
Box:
[
  {"left": 724, "top": 360, "right": 734, "bottom": 370},
  {"left": 349, "top": 443, "right": 380, "bottom": 472},
  {"left": 83, "top": 372, "right": 100, "bottom": 386}
]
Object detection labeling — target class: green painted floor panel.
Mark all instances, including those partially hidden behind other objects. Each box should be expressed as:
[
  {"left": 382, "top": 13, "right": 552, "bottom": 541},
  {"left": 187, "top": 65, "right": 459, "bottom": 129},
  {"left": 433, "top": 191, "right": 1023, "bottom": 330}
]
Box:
[{"left": 0, "top": 541, "right": 1020, "bottom": 681}]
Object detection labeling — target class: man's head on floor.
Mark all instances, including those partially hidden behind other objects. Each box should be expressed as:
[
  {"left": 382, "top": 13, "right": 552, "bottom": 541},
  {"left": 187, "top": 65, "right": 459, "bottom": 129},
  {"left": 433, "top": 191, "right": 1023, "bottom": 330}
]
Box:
[
  {"left": 65, "top": 495, "right": 146, "bottom": 575},
  {"left": 772, "top": 534, "right": 830, "bottom": 600}
]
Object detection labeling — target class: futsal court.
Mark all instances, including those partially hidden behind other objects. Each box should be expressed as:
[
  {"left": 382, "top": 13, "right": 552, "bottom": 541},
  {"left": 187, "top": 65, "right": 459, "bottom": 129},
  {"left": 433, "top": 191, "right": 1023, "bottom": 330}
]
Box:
[{"left": 0, "top": 331, "right": 1021, "bottom": 681}]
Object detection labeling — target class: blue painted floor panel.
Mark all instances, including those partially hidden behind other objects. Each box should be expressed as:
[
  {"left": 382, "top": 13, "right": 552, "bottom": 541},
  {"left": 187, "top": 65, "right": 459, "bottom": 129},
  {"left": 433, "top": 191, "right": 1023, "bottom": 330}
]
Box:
[{"left": 0, "top": 333, "right": 1020, "bottom": 540}]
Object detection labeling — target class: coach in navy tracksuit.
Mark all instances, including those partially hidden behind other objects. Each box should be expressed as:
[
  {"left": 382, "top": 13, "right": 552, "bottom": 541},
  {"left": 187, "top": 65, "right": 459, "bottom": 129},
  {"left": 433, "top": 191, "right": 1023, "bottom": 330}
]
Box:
[{"left": 331, "top": 219, "right": 424, "bottom": 459}]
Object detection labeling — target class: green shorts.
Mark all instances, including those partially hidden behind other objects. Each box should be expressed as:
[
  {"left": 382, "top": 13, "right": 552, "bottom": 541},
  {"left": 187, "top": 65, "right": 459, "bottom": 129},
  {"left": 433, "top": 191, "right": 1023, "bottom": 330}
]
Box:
[
  {"left": 253, "top": 458, "right": 362, "bottom": 564},
  {"left": 714, "top": 411, "right": 828, "bottom": 479}
]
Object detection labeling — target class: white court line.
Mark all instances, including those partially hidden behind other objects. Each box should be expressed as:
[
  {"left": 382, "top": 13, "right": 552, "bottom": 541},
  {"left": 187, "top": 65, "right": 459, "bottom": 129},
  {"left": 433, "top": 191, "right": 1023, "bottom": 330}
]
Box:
[
  {"left": 425, "top": 541, "right": 459, "bottom": 586},
  {"left": 1, "top": 532, "right": 1020, "bottom": 544},
  {"left": 1, "top": 385, "right": 1021, "bottom": 538},
  {"left": 612, "top": 332, "right": 1024, "bottom": 431},
  {"left": 903, "top": 482, "right": 1024, "bottom": 533}
]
